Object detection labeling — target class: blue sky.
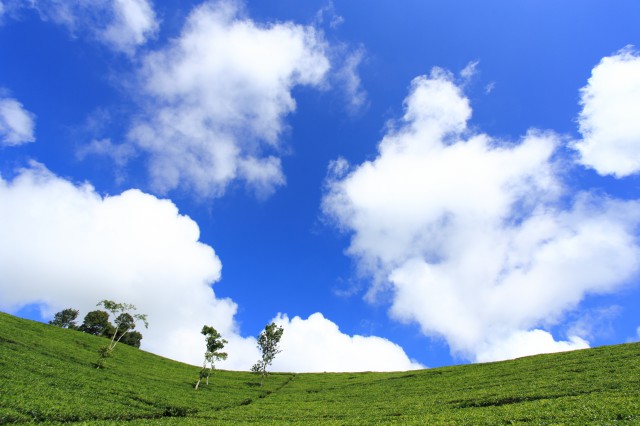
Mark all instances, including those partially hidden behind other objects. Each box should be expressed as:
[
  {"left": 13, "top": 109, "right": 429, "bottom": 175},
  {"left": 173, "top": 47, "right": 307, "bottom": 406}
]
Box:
[{"left": 1, "top": 0, "right": 640, "bottom": 371}]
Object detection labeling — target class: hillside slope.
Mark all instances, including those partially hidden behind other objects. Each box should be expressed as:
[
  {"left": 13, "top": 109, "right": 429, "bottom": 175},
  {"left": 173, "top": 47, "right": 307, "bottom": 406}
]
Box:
[{"left": 1, "top": 312, "right": 639, "bottom": 424}]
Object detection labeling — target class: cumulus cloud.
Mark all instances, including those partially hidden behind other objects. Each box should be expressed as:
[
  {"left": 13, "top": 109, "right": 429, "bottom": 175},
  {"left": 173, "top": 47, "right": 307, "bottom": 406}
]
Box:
[
  {"left": 0, "top": 163, "right": 419, "bottom": 372},
  {"left": 573, "top": 46, "right": 640, "bottom": 177},
  {"left": 271, "top": 313, "right": 423, "bottom": 372},
  {"left": 119, "top": 0, "right": 330, "bottom": 197},
  {"left": 30, "top": 0, "right": 158, "bottom": 54},
  {"left": 0, "top": 96, "right": 36, "bottom": 146},
  {"left": 475, "top": 330, "right": 588, "bottom": 363},
  {"left": 0, "top": 162, "right": 256, "bottom": 370},
  {"left": 323, "top": 69, "right": 640, "bottom": 362}
]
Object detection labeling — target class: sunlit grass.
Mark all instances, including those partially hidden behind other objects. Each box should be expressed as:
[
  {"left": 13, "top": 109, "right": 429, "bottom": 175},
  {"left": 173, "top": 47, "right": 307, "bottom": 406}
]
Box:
[{"left": 1, "top": 312, "right": 639, "bottom": 424}]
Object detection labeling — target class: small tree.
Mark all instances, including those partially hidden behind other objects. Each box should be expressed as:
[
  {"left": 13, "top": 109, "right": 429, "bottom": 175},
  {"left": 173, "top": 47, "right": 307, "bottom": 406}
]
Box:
[
  {"left": 49, "top": 308, "right": 79, "bottom": 329},
  {"left": 251, "top": 322, "right": 284, "bottom": 386},
  {"left": 78, "top": 310, "right": 142, "bottom": 347},
  {"left": 95, "top": 300, "right": 148, "bottom": 369},
  {"left": 195, "top": 325, "right": 228, "bottom": 390}
]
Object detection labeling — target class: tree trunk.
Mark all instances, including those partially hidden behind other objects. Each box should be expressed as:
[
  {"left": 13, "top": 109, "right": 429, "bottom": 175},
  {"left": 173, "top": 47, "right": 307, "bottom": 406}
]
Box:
[
  {"left": 112, "top": 325, "right": 131, "bottom": 350},
  {"left": 195, "top": 358, "right": 207, "bottom": 390},
  {"left": 109, "top": 325, "right": 121, "bottom": 349}
]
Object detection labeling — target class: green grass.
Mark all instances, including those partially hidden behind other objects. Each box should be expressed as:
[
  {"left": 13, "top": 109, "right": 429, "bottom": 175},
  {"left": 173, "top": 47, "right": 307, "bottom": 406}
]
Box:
[{"left": 1, "top": 312, "right": 639, "bottom": 424}]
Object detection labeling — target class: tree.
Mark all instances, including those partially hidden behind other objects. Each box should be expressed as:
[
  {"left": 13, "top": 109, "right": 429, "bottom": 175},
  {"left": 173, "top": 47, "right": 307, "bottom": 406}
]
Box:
[
  {"left": 78, "top": 309, "right": 143, "bottom": 348},
  {"left": 119, "top": 330, "right": 143, "bottom": 348},
  {"left": 94, "top": 300, "right": 148, "bottom": 369},
  {"left": 49, "top": 308, "right": 79, "bottom": 329},
  {"left": 79, "top": 310, "right": 114, "bottom": 337},
  {"left": 251, "top": 322, "right": 284, "bottom": 386},
  {"left": 195, "top": 325, "right": 228, "bottom": 390}
]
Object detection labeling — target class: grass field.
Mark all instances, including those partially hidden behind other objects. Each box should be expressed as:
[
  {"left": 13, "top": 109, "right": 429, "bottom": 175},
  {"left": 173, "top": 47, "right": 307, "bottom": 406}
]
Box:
[{"left": 1, "top": 311, "right": 639, "bottom": 424}]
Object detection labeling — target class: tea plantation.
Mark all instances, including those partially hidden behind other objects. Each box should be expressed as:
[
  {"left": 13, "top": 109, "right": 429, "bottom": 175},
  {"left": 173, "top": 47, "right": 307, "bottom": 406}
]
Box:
[{"left": 1, "top": 312, "right": 639, "bottom": 424}]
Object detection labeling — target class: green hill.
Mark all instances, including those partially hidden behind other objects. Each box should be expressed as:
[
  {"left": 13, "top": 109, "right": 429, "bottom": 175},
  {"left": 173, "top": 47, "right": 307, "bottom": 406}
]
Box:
[{"left": 1, "top": 312, "right": 638, "bottom": 424}]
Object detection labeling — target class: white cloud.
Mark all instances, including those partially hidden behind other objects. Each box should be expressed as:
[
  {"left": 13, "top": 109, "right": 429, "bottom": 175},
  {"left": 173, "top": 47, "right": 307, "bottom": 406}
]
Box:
[
  {"left": 566, "top": 305, "right": 621, "bottom": 341},
  {"left": 573, "top": 46, "right": 640, "bottom": 177},
  {"left": 475, "top": 330, "right": 588, "bottom": 363},
  {"left": 334, "top": 47, "right": 368, "bottom": 115},
  {"left": 77, "top": 138, "right": 135, "bottom": 167},
  {"left": 0, "top": 97, "right": 36, "bottom": 146},
  {"left": 314, "top": 1, "right": 344, "bottom": 30},
  {"left": 0, "top": 162, "right": 419, "bottom": 373},
  {"left": 124, "top": 0, "right": 330, "bottom": 197},
  {"left": 30, "top": 0, "right": 158, "bottom": 54},
  {"left": 0, "top": 162, "right": 256, "bottom": 370},
  {"left": 324, "top": 69, "right": 640, "bottom": 362},
  {"left": 0, "top": 0, "right": 21, "bottom": 22},
  {"left": 271, "top": 313, "right": 423, "bottom": 372},
  {"left": 99, "top": 0, "right": 159, "bottom": 55},
  {"left": 460, "top": 60, "right": 479, "bottom": 84}
]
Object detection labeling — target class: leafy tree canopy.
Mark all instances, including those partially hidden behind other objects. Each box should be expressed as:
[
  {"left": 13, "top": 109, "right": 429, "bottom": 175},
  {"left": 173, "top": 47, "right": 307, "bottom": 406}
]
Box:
[
  {"left": 49, "top": 308, "right": 79, "bottom": 329},
  {"left": 79, "top": 310, "right": 114, "bottom": 337},
  {"left": 119, "top": 330, "right": 143, "bottom": 348}
]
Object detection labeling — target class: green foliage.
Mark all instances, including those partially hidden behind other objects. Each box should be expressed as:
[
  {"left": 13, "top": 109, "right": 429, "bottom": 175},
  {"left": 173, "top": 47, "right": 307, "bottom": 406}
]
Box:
[
  {"left": 48, "top": 308, "right": 79, "bottom": 329},
  {"left": 0, "top": 312, "right": 289, "bottom": 424},
  {"left": 78, "top": 308, "right": 143, "bottom": 350},
  {"left": 114, "top": 313, "right": 136, "bottom": 333},
  {"left": 79, "top": 310, "right": 113, "bottom": 337},
  {"left": 95, "top": 345, "right": 113, "bottom": 369},
  {"left": 195, "top": 325, "right": 228, "bottom": 390},
  {"left": 97, "top": 299, "right": 149, "bottom": 337},
  {"left": 119, "top": 330, "right": 143, "bottom": 348},
  {"left": 94, "top": 300, "right": 148, "bottom": 368},
  {"left": 1, "top": 311, "right": 640, "bottom": 424},
  {"left": 252, "top": 322, "right": 284, "bottom": 386}
]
